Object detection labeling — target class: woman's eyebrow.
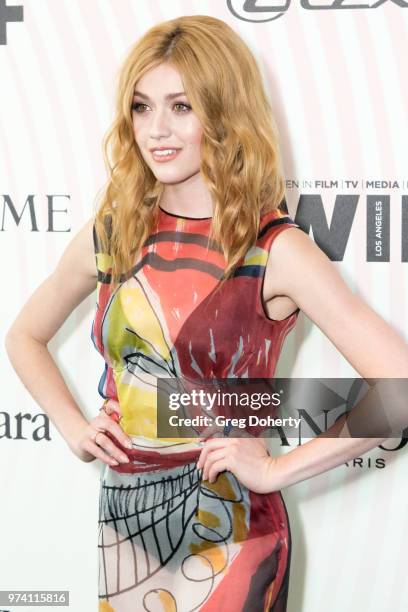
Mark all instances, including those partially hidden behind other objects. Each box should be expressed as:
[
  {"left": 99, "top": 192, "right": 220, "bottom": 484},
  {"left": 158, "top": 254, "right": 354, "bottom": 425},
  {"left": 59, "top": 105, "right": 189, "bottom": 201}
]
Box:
[{"left": 133, "top": 90, "right": 187, "bottom": 100}]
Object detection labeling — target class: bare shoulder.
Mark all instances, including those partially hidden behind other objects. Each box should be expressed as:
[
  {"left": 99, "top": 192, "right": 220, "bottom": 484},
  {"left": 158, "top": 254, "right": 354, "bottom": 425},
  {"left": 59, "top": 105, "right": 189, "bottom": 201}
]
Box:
[
  {"left": 265, "top": 225, "right": 352, "bottom": 320},
  {"left": 56, "top": 215, "right": 98, "bottom": 280},
  {"left": 6, "top": 216, "right": 98, "bottom": 344},
  {"left": 50, "top": 215, "right": 98, "bottom": 292},
  {"left": 264, "top": 226, "right": 317, "bottom": 296}
]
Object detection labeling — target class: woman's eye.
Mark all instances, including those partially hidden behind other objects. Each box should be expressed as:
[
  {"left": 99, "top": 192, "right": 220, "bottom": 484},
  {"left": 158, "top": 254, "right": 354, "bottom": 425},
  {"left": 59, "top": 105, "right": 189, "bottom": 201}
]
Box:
[
  {"left": 131, "top": 102, "right": 191, "bottom": 114},
  {"left": 131, "top": 103, "right": 148, "bottom": 113},
  {"left": 174, "top": 103, "right": 191, "bottom": 113}
]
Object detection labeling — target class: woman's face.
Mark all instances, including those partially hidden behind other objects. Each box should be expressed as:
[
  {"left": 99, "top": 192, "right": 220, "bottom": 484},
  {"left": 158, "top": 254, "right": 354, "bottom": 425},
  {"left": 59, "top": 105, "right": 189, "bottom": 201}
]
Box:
[{"left": 132, "top": 63, "right": 203, "bottom": 185}]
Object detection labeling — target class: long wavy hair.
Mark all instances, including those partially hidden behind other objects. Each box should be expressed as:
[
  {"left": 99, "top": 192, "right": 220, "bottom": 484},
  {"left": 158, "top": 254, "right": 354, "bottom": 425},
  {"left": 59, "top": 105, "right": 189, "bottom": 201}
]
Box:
[{"left": 93, "top": 14, "right": 286, "bottom": 293}]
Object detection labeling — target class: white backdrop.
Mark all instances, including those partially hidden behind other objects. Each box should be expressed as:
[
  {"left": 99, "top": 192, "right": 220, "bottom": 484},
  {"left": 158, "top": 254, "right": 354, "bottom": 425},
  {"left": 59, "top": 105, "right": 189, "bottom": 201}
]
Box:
[{"left": 1, "top": 1, "right": 408, "bottom": 611}]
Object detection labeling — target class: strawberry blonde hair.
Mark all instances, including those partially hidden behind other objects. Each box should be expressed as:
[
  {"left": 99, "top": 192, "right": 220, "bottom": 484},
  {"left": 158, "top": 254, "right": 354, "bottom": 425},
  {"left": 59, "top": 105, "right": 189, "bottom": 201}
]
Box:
[{"left": 93, "top": 14, "right": 286, "bottom": 291}]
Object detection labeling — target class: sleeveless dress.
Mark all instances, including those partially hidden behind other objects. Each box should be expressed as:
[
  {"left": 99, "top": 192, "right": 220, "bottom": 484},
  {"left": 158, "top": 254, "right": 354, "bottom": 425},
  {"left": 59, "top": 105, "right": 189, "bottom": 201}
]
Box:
[{"left": 91, "top": 204, "right": 300, "bottom": 612}]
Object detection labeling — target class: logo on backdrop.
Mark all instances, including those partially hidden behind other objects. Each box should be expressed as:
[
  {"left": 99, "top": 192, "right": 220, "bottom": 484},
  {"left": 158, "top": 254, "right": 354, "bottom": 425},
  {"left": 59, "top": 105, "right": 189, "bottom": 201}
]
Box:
[
  {"left": 227, "top": 0, "right": 408, "bottom": 23},
  {"left": 0, "top": 0, "right": 23, "bottom": 45},
  {"left": 293, "top": 193, "right": 408, "bottom": 263},
  {"left": 0, "top": 411, "right": 50, "bottom": 441},
  {"left": 1, "top": 195, "right": 71, "bottom": 231}
]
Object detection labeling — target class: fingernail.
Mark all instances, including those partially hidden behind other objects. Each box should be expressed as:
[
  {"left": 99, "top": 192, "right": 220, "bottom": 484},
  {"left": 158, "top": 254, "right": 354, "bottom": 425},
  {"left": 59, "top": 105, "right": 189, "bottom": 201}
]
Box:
[
  {"left": 120, "top": 455, "right": 130, "bottom": 463},
  {"left": 124, "top": 440, "right": 133, "bottom": 449},
  {"left": 110, "top": 459, "right": 119, "bottom": 465}
]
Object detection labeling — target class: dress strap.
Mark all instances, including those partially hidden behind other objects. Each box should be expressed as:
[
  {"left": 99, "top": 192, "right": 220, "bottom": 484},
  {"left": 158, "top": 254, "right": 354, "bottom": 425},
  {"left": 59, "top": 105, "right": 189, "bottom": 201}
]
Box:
[
  {"left": 92, "top": 214, "right": 113, "bottom": 282},
  {"left": 92, "top": 213, "right": 112, "bottom": 255},
  {"left": 254, "top": 208, "right": 301, "bottom": 324}
]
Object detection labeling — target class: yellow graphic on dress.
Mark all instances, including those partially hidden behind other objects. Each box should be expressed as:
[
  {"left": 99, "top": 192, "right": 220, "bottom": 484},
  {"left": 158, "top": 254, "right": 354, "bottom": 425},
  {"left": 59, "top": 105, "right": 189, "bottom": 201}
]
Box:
[
  {"left": 189, "top": 473, "right": 248, "bottom": 574},
  {"left": 99, "top": 600, "right": 115, "bottom": 612},
  {"left": 105, "top": 280, "right": 196, "bottom": 443}
]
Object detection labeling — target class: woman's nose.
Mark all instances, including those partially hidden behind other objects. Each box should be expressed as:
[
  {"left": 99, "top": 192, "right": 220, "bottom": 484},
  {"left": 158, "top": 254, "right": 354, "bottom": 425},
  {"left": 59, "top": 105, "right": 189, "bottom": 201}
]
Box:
[{"left": 149, "top": 107, "right": 171, "bottom": 138}]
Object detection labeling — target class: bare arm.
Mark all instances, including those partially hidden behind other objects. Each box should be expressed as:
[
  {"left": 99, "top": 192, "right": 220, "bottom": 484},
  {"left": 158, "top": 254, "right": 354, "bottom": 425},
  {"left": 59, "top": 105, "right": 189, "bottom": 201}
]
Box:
[
  {"left": 4, "top": 217, "right": 132, "bottom": 466},
  {"left": 267, "top": 227, "right": 408, "bottom": 378},
  {"left": 264, "top": 227, "right": 408, "bottom": 489}
]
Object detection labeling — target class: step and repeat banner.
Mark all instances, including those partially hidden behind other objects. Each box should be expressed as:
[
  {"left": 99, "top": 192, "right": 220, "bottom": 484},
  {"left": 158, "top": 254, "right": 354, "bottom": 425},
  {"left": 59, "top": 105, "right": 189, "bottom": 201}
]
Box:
[{"left": 1, "top": 2, "right": 408, "bottom": 611}]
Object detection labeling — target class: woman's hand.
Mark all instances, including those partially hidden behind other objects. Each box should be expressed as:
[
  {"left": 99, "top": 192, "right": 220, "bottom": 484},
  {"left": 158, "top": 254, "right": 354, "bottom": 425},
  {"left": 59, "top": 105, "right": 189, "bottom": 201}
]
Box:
[
  {"left": 68, "top": 399, "right": 133, "bottom": 466},
  {"left": 196, "top": 435, "right": 281, "bottom": 494}
]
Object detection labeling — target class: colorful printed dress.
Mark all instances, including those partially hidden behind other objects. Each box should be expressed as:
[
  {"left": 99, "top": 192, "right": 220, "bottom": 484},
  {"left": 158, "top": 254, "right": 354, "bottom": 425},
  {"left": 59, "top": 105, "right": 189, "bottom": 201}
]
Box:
[{"left": 91, "top": 204, "right": 300, "bottom": 612}]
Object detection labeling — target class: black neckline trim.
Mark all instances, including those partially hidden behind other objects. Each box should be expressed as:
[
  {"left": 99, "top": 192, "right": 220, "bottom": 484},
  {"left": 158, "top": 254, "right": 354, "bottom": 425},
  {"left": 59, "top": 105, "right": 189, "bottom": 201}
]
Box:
[{"left": 158, "top": 205, "right": 212, "bottom": 220}]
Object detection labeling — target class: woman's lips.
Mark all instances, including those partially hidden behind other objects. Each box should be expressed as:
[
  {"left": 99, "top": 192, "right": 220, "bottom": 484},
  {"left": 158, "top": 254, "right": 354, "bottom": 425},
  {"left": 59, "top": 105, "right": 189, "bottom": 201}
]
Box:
[{"left": 151, "top": 149, "right": 181, "bottom": 163}]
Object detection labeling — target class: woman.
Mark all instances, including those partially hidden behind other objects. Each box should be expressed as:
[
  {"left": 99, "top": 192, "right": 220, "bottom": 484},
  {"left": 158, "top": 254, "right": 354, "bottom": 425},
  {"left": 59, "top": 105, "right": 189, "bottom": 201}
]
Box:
[{"left": 5, "top": 15, "right": 408, "bottom": 612}]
